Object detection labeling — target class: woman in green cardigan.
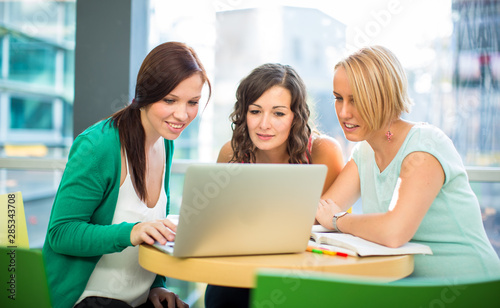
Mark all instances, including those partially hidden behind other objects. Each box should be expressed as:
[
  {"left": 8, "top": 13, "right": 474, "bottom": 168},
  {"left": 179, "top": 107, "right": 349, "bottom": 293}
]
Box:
[{"left": 43, "top": 42, "right": 211, "bottom": 308}]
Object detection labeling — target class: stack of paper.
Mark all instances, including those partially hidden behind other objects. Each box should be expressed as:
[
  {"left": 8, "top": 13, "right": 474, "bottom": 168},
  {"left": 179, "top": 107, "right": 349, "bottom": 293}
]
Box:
[{"left": 310, "top": 227, "right": 432, "bottom": 257}]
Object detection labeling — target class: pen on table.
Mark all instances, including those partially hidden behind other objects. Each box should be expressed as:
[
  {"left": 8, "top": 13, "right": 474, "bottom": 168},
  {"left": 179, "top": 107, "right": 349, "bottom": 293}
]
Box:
[{"left": 306, "top": 245, "right": 348, "bottom": 257}]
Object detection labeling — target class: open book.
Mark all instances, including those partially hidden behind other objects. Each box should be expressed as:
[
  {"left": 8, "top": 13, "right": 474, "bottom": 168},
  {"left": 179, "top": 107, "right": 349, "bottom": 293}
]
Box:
[{"left": 310, "top": 226, "right": 432, "bottom": 257}]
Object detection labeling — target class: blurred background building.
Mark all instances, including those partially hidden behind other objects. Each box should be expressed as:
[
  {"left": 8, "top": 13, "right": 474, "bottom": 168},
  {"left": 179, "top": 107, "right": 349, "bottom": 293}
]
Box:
[
  {"left": 452, "top": 0, "right": 500, "bottom": 161},
  {"left": 213, "top": 7, "right": 346, "bottom": 146}
]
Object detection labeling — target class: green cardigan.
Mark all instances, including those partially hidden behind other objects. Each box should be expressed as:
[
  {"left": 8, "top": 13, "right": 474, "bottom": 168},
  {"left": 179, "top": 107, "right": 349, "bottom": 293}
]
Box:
[{"left": 42, "top": 119, "right": 174, "bottom": 308}]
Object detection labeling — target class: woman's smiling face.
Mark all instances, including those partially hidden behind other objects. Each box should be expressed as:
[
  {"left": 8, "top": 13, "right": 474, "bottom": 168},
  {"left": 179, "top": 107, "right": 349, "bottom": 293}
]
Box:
[
  {"left": 141, "top": 73, "right": 203, "bottom": 141},
  {"left": 333, "top": 67, "right": 371, "bottom": 142},
  {"left": 246, "top": 85, "right": 294, "bottom": 153}
]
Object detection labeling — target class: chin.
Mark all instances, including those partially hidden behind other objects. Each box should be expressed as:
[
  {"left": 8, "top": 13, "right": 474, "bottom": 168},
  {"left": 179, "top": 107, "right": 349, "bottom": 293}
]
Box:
[
  {"left": 344, "top": 134, "right": 362, "bottom": 143},
  {"left": 253, "top": 142, "right": 275, "bottom": 151},
  {"left": 163, "top": 132, "right": 181, "bottom": 141}
]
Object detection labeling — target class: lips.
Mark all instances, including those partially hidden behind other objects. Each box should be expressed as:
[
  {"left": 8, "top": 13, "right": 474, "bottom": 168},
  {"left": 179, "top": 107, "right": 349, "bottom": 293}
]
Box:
[
  {"left": 257, "top": 133, "right": 273, "bottom": 140},
  {"left": 342, "top": 122, "right": 360, "bottom": 133},
  {"left": 167, "top": 122, "right": 184, "bottom": 129}
]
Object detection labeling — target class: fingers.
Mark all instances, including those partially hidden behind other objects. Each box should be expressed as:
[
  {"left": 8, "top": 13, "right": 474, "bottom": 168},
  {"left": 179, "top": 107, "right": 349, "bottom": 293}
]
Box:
[
  {"left": 163, "top": 218, "right": 177, "bottom": 233},
  {"left": 148, "top": 291, "right": 162, "bottom": 308},
  {"left": 130, "top": 220, "right": 176, "bottom": 246},
  {"left": 165, "top": 292, "right": 185, "bottom": 308},
  {"left": 319, "top": 199, "right": 334, "bottom": 206},
  {"left": 149, "top": 288, "right": 188, "bottom": 308},
  {"left": 149, "top": 220, "right": 175, "bottom": 243},
  {"left": 146, "top": 225, "right": 167, "bottom": 245},
  {"left": 177, "top": 296, "right": 189, "bottom": 308},
  {"left": 316, "top": 199, "right": 339, "bottom": 230}
]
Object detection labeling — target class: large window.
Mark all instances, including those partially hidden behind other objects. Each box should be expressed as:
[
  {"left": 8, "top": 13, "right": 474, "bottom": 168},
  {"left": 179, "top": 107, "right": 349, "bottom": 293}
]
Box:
[
  {"left": 150, "top": 0, "right": 499, "bottom": 167},
  {"left": 0, "top": 0, "right": 75, "bottom": 247},
  {"left": 150, "top": 0, "right": 500, "bottom": 257},
  {"left": 0, "top": 0, "right": 498, "bottom": 264},
  {"left": 0, "top": 0, "right": 74, "bottom": 149},
  {"left": 0, "top": 1, "right": 498, "bottom": 306}
]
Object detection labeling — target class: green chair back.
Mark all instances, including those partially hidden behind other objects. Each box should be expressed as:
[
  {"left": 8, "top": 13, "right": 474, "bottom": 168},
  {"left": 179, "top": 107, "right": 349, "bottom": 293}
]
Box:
[
  {"left": 250, "top": 269, "right": 500, "bottom": 308},
  {"left": 1, "top": 246, "right": 52, "bottom": 307}
]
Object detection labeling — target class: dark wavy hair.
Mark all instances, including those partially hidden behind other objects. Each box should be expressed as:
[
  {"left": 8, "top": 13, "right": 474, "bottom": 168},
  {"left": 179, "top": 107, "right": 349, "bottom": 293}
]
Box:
[
  {"left": 229, "top": 63, "right": 311, "bottom": 164},
  {"left": 109, "top": 42, "right": 211, "bottom": 202}
]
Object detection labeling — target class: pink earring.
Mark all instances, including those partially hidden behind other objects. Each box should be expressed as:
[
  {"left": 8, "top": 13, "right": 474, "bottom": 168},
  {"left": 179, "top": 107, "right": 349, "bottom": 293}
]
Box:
[{"left": 386, "top": 130, "right": 393, "bottom": 142}]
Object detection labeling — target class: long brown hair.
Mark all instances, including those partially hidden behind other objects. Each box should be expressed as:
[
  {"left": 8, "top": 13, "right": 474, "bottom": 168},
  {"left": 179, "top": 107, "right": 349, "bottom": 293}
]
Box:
[
  {"left": 229, "top": 63, "right": 311, "bottom": 164},
  {"left": 109, "top": 42, "right": 211, "bottom": 202}
]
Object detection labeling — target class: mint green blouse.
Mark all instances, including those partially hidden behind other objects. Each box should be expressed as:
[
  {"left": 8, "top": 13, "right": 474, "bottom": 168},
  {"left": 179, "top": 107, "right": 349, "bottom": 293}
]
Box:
[{"left": 352, "top": 123, "right": 500, "bottom": 279}]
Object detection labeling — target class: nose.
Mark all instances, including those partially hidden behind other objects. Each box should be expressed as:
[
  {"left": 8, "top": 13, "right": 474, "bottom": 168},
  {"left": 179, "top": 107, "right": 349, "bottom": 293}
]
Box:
[
  {"left": 173, "top": 102, "right": 189, "bottom": 121},
  {"left": 259, "top": 113, "right": 271, "bottom": 129},
  {"left": 337, "top": 101, "right": 351, "bottom": 119}
]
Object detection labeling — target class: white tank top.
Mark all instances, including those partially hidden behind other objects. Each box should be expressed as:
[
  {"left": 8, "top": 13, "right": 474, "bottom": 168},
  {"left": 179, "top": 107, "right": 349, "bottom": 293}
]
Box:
[{"left": 76, "top": 148, "right": 167, "bottom": 306}]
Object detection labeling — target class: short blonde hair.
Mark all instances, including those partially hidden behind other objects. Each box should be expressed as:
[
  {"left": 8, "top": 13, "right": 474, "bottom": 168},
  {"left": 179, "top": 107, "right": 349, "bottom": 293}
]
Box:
[{"left": 334, "top": 46, "right": 412, "bottom": 131}]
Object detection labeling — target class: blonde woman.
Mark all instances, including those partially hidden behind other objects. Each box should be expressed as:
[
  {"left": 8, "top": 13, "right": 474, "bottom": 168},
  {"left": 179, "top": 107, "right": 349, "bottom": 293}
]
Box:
[{"left": 316, "top": 45, "right": 500, "bottom": 279}]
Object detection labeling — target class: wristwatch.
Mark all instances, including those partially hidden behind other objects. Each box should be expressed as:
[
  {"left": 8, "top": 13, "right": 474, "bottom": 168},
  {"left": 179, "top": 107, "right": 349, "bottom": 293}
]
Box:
[{"left": 332, "top": 211, "right": 348, "bottom": 233}]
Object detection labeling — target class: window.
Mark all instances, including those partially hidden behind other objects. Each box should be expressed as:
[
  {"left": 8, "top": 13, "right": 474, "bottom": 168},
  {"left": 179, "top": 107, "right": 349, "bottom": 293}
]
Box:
[
  {"left": 149, "top": 0, "right": 500, "bottom": 257},
  {"left": 9, "top": 35, "right": 57, "bottom": 86},
  {"left": 0, "top": 0, "right": 498, "bottom": 260},
  {"left": 0, "top": 0, "right": 75, "bottom": 248},
  {"left": 0, "top": 1, "right": 497, "bottom": 306},
  {"left": 10, "top": 97, "right": 53, "bottom": 130}
]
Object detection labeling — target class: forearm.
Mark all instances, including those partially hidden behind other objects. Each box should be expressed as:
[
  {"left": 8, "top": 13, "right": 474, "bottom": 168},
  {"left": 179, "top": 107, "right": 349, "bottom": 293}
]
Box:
[
  {"left": 337, "top": 212, "right": 415, "bottom": 248},
  {"left": 47, "top": 220, "right": 134, "bottom": 256}
]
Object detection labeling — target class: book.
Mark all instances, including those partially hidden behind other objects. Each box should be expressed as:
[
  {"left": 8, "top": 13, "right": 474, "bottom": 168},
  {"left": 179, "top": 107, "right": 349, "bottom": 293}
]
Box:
[{"left": 310, "top": 230, "right": 433, "bottom": 257}]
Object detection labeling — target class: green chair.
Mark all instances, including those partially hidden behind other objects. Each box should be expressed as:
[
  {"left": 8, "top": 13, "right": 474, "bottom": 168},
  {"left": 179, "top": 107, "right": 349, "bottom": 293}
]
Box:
[
  {"left": 1, "top": 246, "right": 52, "bottom": 308},
  {"left": 250, "top": 269, "right": 500, "bottom": 308}
]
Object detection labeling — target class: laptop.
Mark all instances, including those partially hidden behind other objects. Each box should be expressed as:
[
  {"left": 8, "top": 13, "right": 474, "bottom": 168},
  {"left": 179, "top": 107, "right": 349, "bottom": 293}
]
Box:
[{"left": 153, "top": 163, "right": 327, "bottom": 257}]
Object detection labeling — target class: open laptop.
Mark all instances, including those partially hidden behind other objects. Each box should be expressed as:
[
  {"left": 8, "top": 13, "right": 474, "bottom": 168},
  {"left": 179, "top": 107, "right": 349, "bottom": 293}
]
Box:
[{"left": 153, "top": 163, "right": 327, "bottom": 257}]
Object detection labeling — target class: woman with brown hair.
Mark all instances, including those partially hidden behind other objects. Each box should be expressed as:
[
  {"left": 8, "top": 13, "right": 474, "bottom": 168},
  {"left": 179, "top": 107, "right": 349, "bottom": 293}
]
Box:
[
  {"left": 43, "top": 42, "right": 211, "bottom": 308},
  {"left": 208, "top": 63, "right": 344, "bottom": 308},
  {"left": 217, "top": 63, "right": 344, "bottom": 193}
]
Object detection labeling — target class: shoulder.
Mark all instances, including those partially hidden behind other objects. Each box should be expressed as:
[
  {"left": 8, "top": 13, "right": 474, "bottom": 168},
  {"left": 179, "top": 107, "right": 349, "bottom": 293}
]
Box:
[
  {"left": 69, "top": 119, "right": 121, "bottom": 169},
  {"left": 408, "top": 123, "right": 449, "bottom": 143},
  {"left": 311, "top": 134, "right": 343, "bottom": 163},
  {"left": 217, "top": 141, "right": 234, "bottom": 163},
  {"left": 404, "top": 123, "right": 454, "bottom": 155},
  {"left": 75, "top": 119, "right": 120, "bottom": 150},
  {"left": 311, "top": 134, "right": 342, "bottom": 154},
  {"left": 403, "top": 123, "right": 463, "bottom": 185}
]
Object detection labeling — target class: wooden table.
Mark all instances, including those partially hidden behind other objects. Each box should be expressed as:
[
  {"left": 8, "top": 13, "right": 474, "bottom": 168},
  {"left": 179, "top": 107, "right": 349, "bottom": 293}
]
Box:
[{"left": 139, "top": 244, "right": 414, "bottom": 288}]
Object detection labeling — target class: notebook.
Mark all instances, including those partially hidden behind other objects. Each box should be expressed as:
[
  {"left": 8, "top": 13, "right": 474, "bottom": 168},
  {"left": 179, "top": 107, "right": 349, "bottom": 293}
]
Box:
[{"left": 153, "top": 163, "right": 327, "bottom": 257}]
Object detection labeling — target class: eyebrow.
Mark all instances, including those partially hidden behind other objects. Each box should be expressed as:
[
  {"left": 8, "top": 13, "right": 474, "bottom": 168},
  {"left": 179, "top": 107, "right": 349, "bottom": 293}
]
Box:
[
  {"left": 165, "top": 94, "right": 202, "bottom": 100},
  {"left": 250, "top": 103, "right": 290, "bottom": 109},
  {"left": 333, "top": 91, "right": 353, "bottom": 99}
]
